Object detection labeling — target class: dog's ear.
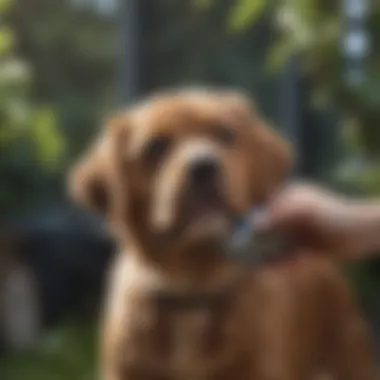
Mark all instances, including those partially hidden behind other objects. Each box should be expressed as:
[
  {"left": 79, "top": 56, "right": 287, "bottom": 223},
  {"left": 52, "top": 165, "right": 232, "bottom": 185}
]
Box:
[
  {"left": 252, "top": 120, "right": 293, "bottom": 200},
  {"left": 68, "top": 134, "right": 110, "bottom": 214},
  {"left": 221, "top": 91, "right": 292, "bottom": 200},
  {"left": 68, "top": 115, "right": 128, "bottom": 215}
]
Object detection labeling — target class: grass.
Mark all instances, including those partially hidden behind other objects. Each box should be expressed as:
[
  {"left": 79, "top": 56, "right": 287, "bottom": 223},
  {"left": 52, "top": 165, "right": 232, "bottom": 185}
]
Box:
[{"left": 0, "top": 322, "right": 98, "bottom": 380}]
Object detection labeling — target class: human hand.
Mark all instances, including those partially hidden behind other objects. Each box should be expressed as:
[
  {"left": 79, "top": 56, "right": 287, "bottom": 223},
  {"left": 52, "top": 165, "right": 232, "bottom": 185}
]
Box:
[{"left": 256, "top": 183, "right": 366, "bottom": 260}]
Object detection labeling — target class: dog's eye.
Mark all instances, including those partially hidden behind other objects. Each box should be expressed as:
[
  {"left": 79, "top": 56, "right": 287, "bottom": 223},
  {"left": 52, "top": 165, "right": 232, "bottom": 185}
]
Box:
[
  {"left": 143, "top": 136, "right": 171, "bottom": 165},
  {"left": 214, "top": 125, "right": 236, "bottom": 147}
]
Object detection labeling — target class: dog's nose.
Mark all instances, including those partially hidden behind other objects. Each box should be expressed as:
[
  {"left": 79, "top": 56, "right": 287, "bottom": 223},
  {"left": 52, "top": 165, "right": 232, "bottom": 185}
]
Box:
[{"left": 188, "top": 158, "right": 219, "bottom": 186}]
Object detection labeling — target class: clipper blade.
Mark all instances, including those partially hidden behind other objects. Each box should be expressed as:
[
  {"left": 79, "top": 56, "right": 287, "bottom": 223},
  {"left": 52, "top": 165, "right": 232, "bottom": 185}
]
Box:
[{"left": 223, "top": 207, "right": 293, "bottom": 265}]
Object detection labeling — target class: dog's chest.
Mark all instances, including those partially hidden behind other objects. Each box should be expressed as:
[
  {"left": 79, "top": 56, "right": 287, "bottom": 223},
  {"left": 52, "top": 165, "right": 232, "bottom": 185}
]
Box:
[
  {"left": 127, "top": 302, "right": 238, "bottom": 379},
  {"left": 168, "top": 309, "right": 216, "bottom": 369}
]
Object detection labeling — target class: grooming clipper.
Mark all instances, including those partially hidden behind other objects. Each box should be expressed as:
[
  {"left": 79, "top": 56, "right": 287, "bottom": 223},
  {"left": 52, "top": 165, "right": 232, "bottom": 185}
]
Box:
[{"left": 223, "top": 206, "right": 293, "bottom": 265}]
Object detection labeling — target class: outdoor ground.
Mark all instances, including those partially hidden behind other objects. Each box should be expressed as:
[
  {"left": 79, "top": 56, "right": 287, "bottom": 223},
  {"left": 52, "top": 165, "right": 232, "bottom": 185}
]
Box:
[
  {"left": 0, "top": 265, "right": 378, "bottom": 380},
  {"left": 0, "top": 322, "right": 97, "bottom": 380}
]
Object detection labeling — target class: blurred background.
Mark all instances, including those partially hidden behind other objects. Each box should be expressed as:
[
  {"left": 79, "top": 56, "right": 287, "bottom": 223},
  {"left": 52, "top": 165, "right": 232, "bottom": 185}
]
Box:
[{"left": 1, "top": 0, "right": 380, "bottom": 378}]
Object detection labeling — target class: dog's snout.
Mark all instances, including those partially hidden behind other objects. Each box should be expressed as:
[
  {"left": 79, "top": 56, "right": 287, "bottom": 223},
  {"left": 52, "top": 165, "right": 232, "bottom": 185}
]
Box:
[{"left": 189, "top": 158, "right": 219, "bottom": 186}]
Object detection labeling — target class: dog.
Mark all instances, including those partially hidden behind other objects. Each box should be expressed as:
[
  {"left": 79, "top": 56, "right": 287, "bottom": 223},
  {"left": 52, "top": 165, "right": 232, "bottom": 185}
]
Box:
[{"left": 69, "top": 88, "right": 376, "bottom": 380}]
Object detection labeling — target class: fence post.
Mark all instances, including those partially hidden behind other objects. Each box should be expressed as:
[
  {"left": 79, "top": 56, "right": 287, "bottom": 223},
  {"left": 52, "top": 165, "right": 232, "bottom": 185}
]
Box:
[
  {"left": 117, "top": 0, "right": 141, "bottom": 104},
  {"left": 281, "top": 58, "right": 301, "bottom": 176}
]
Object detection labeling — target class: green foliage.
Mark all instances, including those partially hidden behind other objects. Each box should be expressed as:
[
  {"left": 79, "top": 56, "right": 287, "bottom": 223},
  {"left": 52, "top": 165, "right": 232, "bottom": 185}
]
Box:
[
  {"left": 0, "top": 57, "right": 64, "bottom": 170},
  {"left": 266, "top": 37, "right": 295, "bottom": 73},
  {"left": 0, "top": 0, "right": 117, "bottom": 217},
  {"left": 0, "top": 0, "right": 66, "bottom": 217},
  {"left": 210, "top": 0, "right": 380, "bottom": 196},
  {"left": 227, "top": 0, "right": 380, "bottom": 160},
  {"left": 30, "top": 107, "right": 65, "bottom": 170},
  {"left": 228, "top": 0, "right": 267, "bottom": 31},
  {"left": 0, "top": 0, "right": 12, "bottom": 12},
  {"left": 0, "top": 323, "right": 97, "bottom": 380},
  {"left": 0, "top": 26, "right": 14, "bottom": 54},
  {"left": 11, "top": 0, "right": 118, "bottom": 159}
]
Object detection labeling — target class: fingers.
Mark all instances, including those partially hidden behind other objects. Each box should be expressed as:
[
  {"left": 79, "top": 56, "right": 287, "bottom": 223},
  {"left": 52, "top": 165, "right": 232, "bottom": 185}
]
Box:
[
  {"left": 256, "top": 182, "right": 354, "bottom": 254},
  {"left": 257, "top": 182, "right": 322, "bottom": 232}
]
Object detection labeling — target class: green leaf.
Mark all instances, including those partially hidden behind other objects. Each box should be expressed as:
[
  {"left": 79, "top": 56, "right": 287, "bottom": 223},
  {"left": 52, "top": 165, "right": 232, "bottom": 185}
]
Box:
[
  {"left": 30, "top": 107, "right": 65, "bottom": 170},
  {"left": 0, "top": 27, "right": 14, "bottom": 55},
  {"left": 0, "top": 0, "right": 13, "bottom": 13},
  {"left": 0, "top": 322, "right": 97, "bottom": 380},
  {"left": 228, "top": 0, "right": 267, "bottom": 32},
  {"left": 265, "top": 38, "right": 295, "bottom": 73}
]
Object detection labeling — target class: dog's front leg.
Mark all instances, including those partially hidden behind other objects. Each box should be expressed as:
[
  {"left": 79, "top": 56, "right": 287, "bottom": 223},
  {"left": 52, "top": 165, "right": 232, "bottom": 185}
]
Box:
[
  {"left": 327, "top": 298, "right": 376, "bottom": 380},
  {"left": 250, "top": 272, "right": 305, "bottom": 380}
]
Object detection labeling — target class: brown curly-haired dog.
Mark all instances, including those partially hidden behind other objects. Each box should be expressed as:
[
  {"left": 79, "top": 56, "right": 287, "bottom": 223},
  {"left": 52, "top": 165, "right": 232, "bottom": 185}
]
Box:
[{"left": 69, "top": 88, "right": 376, "bottom": 380}]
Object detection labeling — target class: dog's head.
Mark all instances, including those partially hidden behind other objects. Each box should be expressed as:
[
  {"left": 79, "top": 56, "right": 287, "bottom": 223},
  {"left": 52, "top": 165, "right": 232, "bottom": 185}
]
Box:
[{"left": 69, "top": 88, "right": 291, "bottom": 254}]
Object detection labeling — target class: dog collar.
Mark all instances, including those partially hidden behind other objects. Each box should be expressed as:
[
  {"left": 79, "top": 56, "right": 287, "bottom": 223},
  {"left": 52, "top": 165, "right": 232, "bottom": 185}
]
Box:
[
  {"left": 153, "top": 272, "right": 245, "bottom": 310},
  {"left": 154, "top": 289, "right": 230, "bottom": 309},
  {"left": 154, "top": 206, "right": 295, "bottom": 310}
]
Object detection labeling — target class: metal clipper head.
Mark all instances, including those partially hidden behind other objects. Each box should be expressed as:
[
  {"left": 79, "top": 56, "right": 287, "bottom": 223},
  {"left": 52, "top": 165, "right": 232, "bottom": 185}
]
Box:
[{"left": 222, "top": 206, "right": 293, "bottom": 265}]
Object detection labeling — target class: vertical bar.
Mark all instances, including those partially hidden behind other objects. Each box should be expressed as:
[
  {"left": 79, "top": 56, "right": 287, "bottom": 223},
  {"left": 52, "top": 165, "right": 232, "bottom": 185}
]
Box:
[
  {"left": 281, "top": 57, "right": 301, "bottom": 176},
  {"left": 342, "top": 0, "right": 369, "bottom": 87},
  {"left": 117, "top": 0, "right": 140, "bottom": 104}
]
